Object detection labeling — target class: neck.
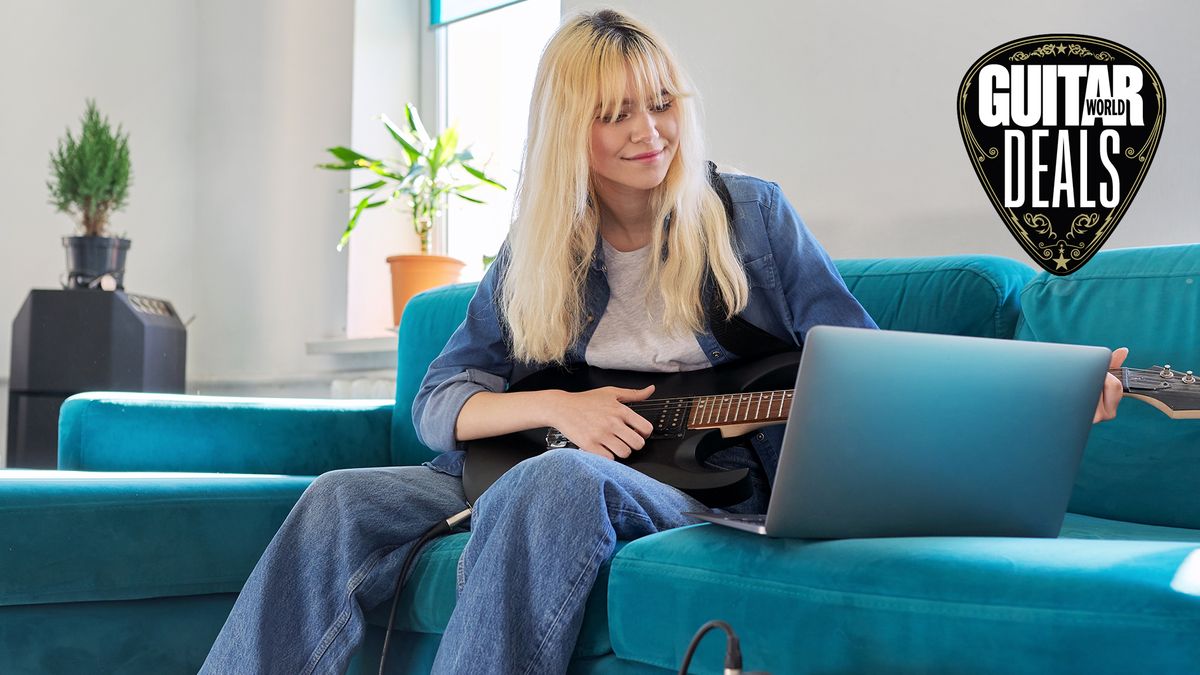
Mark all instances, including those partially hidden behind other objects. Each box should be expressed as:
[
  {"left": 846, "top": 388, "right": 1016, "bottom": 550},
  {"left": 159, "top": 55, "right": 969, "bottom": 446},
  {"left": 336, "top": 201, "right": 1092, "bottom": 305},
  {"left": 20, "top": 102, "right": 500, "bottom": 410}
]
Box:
[{"left": 594, "top": 179, "right": 655, "bottom": 251}]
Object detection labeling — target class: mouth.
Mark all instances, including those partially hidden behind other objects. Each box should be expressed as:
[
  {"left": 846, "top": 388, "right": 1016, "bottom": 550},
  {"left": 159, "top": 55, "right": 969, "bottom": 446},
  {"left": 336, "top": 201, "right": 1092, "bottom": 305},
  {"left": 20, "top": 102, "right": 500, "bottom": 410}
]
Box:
[{"left": 625, "top": 148, "right": 664, "bottom": 161}]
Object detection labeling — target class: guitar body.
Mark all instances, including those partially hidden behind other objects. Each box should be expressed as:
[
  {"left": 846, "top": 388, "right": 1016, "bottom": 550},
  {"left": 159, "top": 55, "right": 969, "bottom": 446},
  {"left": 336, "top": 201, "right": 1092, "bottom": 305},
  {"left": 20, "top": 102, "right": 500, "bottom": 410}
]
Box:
[{"left": 462, "top": 351, "right": 802, "bottom": 508}]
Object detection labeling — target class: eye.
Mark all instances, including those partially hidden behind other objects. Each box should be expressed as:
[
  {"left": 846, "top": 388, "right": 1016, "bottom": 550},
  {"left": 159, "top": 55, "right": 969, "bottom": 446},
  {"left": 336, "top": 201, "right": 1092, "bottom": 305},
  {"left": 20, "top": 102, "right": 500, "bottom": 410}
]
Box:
[{"left": 652, "top": 100, "right": 674, "bottom": 113}]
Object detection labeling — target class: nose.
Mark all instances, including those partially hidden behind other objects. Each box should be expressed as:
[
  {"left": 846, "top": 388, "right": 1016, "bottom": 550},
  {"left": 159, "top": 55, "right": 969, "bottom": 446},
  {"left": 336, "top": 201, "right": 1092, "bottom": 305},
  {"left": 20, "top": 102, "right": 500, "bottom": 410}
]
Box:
[{"left": 630, "top": 109, "right": 660, "bottom": 144}]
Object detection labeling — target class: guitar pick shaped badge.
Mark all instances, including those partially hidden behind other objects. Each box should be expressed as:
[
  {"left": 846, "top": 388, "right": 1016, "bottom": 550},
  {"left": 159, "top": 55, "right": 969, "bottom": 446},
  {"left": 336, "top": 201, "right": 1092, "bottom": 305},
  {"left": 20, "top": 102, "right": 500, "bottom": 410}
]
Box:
[{"left": 958, "top": 35, "right": 1165, "bottom": 275}]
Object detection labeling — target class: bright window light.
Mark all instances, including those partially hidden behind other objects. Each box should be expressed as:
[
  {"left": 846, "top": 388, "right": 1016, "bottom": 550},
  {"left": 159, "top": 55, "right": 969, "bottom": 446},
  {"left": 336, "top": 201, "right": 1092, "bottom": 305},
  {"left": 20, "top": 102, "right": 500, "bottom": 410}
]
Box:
[{"left": 443, "top": 0, "right": 560, "bottom": 282}]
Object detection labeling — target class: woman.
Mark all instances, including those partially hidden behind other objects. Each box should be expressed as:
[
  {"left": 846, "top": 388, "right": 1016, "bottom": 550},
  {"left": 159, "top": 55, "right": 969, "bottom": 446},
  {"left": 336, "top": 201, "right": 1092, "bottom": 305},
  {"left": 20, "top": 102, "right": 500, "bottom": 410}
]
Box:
[{"left": 202, "top": 8, "right": 1126, "bottom": 674}]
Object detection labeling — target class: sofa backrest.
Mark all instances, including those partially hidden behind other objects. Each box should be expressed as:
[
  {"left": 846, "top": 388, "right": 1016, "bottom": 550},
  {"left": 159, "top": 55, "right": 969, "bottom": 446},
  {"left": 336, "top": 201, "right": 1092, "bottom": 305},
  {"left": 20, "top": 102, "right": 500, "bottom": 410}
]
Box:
[
  {"left": 836, "top": 255, "right": 1034, "bottom": 338},
  {"left": 391, "top": 255, "right": 1035, "bottom": 465},
  {"left": 392, "top": 282, "right": 481, "bottom": 467},
  {"left": 1014, "top": 244, "right": 1200, "bottom": 529}
]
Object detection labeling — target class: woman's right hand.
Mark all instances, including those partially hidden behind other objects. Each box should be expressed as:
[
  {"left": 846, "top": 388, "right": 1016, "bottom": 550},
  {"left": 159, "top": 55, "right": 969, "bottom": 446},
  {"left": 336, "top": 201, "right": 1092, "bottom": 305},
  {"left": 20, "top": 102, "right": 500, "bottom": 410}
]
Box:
[{"left": 548, "top": 385, "right": 656, "bottom": 460}]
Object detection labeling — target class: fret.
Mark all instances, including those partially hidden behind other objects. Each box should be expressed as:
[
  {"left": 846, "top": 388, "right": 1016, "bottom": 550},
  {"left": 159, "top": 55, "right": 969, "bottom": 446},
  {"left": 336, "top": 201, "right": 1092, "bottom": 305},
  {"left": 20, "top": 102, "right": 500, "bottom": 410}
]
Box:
[{"left": 688, "top": 389, "right": 800, "bottom": 427}]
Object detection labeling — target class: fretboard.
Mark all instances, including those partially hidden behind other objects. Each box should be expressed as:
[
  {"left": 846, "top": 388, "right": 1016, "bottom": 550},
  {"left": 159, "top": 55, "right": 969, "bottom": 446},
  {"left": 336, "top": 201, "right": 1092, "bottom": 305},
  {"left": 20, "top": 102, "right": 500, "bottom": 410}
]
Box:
[{"left": 688, "top": 390, "right": 794, "bottom": 429}]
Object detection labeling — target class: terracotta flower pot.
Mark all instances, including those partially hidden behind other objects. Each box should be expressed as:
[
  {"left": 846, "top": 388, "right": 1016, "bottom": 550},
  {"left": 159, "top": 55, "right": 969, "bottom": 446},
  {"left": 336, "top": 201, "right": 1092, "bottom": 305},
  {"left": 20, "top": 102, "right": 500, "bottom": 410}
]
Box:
[{"left": 386, "top": 254, "right": 465, "bottom": 327}]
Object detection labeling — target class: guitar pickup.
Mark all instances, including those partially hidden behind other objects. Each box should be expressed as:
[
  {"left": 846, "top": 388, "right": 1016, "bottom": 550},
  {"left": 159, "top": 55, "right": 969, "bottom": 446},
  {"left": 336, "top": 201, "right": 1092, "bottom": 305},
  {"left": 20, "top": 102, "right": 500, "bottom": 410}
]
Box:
[{"left": 647, "top": 399, "right": 689, "bottom": 439}]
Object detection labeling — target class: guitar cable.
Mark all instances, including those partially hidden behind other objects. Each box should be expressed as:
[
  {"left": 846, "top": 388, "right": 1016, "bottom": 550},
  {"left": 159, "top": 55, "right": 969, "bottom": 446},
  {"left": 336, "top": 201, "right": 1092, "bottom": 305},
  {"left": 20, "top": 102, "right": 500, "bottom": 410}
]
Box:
[
  {"left": 677, "top": 620, "right": 770, "bottom": 675},
  {"left": 377, "top": 507, "right": 472, "bottom": 675}
]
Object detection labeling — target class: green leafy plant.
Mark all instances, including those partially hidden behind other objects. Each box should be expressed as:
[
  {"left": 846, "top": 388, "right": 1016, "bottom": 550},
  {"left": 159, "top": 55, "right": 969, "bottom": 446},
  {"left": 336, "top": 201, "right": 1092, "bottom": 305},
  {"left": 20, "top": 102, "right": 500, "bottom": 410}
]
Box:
[
  {"left": 47, "top": 99, "right": 132, "bottom": 237},
  {"left": 318, "top": 103, "right": 506, "bottom": 253}
]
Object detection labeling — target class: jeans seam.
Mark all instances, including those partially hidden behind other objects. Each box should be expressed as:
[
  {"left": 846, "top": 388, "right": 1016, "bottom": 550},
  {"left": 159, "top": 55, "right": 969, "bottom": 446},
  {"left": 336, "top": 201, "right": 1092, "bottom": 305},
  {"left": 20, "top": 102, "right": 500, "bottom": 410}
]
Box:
[
  {"left": 520, "top": 535, "right": 609, "bottom": 675},
  {"left": 300, "top": 544, "right": 397, "bottom": 675},
  {"left": 610, "top": 506, "right": 659, "bottom": 524}
]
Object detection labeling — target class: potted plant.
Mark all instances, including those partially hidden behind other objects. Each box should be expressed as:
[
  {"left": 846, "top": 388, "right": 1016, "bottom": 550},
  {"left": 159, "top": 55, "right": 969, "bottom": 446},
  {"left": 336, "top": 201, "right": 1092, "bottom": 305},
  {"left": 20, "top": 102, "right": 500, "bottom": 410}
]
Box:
[
  {"left": 48, "top": 99, "right": 133, "bottom": 290},
  {"left": 319, "top": 103, "right": 506, "bottom": 326}
]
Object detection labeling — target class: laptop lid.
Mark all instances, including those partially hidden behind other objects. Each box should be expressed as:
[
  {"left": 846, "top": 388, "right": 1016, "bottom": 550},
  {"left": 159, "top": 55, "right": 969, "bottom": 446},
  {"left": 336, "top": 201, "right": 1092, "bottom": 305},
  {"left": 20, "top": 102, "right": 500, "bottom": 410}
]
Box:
[{"left": 766, "top": 326, "right": 1111, "bottom": 539}]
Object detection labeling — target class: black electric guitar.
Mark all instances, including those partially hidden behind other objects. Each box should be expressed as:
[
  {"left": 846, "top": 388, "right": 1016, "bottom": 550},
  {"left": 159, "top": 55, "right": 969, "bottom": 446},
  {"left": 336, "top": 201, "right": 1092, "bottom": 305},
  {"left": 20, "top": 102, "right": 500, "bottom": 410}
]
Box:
[
  {"left": 462, "top": 351, "right": 803, "bottom": 508},
  {"left": 462, "top": 357, "right": 1200, "bottom": 508}
]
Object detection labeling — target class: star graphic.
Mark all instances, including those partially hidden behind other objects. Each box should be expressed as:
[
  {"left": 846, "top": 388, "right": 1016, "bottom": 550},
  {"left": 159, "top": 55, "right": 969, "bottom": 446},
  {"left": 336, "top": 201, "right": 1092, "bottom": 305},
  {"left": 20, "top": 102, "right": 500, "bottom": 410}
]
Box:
[
  {"left": 1052, "top": 250, "right": 1069, "bottom": 270},
  {"left": 1057, "top": 43, "right": 1067, "bottom": 54}
]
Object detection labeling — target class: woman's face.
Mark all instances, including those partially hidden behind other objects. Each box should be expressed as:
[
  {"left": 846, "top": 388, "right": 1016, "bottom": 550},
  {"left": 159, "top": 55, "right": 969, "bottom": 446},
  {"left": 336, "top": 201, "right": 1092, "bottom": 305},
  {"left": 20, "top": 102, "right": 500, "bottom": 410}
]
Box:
[{"left": 588, "top": 74, "right": 679, "bottom": 198}]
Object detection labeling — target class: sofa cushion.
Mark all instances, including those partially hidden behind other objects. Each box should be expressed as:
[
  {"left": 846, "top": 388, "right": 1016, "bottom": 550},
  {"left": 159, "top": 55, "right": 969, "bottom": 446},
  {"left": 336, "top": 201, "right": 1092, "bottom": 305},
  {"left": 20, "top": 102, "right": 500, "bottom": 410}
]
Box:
[
  {"left": 836, "top": 255, "right": 1034, "bottom": 338},
  {"left": 0, "top": 470, "right": 310, "bottom": 607},
  {"left": 1015, "top": 244, "right": 1200, "bottom": 529},
  {"left": 364, "top": 532, "right": 626, "bottom": 659},
  {"left": 607, "top": 515, "right": 1200, "bottom": 674},
  {"left": 0, "top": 593, "right": 237, "bottom": 675}
]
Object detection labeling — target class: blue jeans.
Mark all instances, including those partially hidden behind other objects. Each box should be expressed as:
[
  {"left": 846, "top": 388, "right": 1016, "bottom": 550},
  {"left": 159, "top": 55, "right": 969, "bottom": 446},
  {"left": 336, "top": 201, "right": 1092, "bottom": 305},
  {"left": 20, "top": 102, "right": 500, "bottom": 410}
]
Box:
[{"left": 200, "top": 446, "right": 768, "bottom": 674}]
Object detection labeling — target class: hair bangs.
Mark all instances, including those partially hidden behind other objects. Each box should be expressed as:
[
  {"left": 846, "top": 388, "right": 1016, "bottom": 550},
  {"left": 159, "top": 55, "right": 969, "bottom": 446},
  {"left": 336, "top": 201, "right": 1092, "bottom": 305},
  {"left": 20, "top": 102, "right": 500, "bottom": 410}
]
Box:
[{"left": 592, "top": 35, "right": 682, "bottom": 123}]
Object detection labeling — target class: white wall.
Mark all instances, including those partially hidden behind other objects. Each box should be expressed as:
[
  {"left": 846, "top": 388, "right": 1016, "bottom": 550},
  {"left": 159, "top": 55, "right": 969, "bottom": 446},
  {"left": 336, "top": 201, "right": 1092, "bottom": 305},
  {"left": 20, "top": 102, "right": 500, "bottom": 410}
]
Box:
[
  {"left": 346, "top": 0, "right": 425, "bottom": 338},
  {"left": 0, "top": 0, "right": 201, "bottom": 463},
  {"left": 190, "top": 0, "right": 354, "bottom": 387},
  {"left": 562, "top": 0, "right": 1200, "bottom": 258},
  {"left": 0, "top": 0, "right": 359, "bottom": 463}
]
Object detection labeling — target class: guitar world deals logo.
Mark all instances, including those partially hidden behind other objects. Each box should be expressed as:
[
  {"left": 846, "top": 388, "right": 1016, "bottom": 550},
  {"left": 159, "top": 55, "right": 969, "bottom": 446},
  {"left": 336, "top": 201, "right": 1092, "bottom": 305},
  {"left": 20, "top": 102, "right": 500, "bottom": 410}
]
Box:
[{"left": 958, "top": 34, "right": 1165, "bottom": 275}]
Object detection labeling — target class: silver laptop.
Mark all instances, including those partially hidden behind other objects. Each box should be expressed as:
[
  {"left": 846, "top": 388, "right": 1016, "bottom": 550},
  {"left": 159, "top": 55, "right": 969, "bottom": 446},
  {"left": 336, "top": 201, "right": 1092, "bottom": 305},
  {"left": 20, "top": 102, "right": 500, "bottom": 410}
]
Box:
[{"left": 686, "top": 325, "right": 1111, "bottom": 539}]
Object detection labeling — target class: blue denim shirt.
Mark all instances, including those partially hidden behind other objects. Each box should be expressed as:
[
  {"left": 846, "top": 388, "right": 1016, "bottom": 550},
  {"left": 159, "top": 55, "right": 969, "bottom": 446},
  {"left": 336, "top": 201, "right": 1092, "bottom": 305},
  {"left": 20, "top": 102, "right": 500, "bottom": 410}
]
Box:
[{"left": 411, "top": 171, "right": 878, "bottom": 487}]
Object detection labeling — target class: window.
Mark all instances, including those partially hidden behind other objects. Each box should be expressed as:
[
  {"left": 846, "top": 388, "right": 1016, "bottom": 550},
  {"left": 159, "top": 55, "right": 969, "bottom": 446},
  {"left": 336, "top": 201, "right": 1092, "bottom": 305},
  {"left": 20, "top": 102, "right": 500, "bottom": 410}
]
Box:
[
  {"left": 442, "top": 0, "right": 560, "bottom": 282},
  {"left": 343, "top": 0, "right": 559, "bottom": 338}
]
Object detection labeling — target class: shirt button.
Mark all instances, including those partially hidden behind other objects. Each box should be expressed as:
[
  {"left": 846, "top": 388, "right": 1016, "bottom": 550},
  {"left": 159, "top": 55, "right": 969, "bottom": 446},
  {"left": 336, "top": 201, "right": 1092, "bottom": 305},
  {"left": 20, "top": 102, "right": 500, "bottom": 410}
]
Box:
[
  {"left": 710, "top": 350, "right": 722, "bottom": 358},
  {"left": 756, "top": 432, "right": 766, "bottom": 441}
]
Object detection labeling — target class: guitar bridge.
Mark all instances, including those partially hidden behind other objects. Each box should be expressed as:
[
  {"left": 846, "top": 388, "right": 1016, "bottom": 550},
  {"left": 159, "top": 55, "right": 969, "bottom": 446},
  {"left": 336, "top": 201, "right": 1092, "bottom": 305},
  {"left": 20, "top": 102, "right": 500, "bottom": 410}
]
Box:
[{"left": 545, "top": 428, "right": 578, "bottom": 449}]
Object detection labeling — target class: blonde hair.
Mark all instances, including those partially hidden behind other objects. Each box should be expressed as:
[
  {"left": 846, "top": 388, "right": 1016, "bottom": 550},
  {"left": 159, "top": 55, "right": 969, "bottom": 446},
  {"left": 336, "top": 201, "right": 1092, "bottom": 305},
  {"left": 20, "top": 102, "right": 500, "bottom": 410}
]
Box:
[{"left": 500, "top": 8, "right": 749, "bottom": 365}]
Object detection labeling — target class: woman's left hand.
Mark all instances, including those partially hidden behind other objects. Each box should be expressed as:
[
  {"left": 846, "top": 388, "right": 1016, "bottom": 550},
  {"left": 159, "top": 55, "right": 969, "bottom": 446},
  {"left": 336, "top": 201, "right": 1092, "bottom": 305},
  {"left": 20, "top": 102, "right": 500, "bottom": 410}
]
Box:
[{"left": 1093, "top": 347, "right": 1129, "bottom": 423}]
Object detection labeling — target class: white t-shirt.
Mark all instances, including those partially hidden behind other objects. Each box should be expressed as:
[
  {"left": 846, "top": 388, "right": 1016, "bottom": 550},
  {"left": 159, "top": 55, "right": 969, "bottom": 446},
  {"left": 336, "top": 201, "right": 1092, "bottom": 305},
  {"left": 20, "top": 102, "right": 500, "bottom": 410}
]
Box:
[{"left": 584, "top": 237, "right": 712, "bottom": 372}]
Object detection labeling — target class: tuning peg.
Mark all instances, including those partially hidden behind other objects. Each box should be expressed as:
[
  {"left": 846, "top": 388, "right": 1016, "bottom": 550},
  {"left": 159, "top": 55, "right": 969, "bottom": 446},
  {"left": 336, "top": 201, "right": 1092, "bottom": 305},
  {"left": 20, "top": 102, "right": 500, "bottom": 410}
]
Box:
[
  {"left": 1183, "top": 371, "right": 1196, "bottom": 385},
  {"left": 1158, "top": 364, "right": 1176, "bottom": 379}
]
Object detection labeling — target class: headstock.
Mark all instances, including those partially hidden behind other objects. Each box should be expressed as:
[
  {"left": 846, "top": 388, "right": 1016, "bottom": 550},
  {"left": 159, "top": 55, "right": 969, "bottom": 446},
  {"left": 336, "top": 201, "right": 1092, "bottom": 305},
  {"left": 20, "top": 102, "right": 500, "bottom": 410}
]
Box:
[{"left": 1119, "top": 365, "right": 1200, "bottom": 419}]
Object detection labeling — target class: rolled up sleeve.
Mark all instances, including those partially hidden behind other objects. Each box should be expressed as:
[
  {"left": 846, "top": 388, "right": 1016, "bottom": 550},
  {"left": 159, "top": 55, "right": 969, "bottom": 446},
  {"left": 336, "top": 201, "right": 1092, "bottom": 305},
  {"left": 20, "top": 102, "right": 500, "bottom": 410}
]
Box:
[{"left": 411, "top": 242, "right": 514, "bottom": 454}]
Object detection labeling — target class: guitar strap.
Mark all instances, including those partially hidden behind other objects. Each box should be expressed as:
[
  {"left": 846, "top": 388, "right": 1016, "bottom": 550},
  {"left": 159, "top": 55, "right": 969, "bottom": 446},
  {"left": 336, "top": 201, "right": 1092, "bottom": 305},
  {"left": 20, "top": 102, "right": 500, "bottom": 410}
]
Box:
[{"left": 704, "top": 161, "right": 797, "bottom": 359}]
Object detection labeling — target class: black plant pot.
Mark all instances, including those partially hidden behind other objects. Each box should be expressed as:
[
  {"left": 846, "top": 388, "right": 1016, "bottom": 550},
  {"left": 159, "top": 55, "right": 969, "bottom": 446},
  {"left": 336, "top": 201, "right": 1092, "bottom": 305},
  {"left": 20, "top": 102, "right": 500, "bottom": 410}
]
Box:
[{"left": 62, "top": 236, "right": 131, "bottom": 290}]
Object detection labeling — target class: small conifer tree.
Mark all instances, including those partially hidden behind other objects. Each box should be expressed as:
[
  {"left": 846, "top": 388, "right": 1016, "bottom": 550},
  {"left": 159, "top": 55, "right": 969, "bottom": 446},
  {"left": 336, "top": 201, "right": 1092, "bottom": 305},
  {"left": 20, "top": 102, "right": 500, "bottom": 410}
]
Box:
[{"left": 48, "top": 99, "right": 132, "bottom": 237}]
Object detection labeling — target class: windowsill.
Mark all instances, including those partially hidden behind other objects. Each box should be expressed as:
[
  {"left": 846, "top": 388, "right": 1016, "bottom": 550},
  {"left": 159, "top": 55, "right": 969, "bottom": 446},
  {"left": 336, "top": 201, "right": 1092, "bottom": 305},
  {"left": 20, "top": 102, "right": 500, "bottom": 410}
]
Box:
[
  {"left": 306, "top": 335, "right": 398, "bottom": 356},
  {"left": 306, "top": 335, "right": 399, "bottom": 373}
]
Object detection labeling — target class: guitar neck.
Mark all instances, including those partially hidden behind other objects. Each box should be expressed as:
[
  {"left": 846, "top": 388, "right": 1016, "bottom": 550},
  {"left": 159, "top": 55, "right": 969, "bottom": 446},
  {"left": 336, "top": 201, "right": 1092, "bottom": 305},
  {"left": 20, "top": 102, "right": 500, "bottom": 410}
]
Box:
[
  {"left": 628, "top": 389, "right": 794, "bottom": 433},
  {"left": 689, "top": 390, "right": 795, "bottom": 429}
]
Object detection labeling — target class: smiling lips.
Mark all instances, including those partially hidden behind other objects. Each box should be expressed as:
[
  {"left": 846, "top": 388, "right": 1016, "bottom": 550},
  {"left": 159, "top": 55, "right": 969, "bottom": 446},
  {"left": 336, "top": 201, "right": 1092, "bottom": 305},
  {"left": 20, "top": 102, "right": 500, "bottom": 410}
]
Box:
[{"left": 626, "top": 148, "right": 664, "bottom": 161}]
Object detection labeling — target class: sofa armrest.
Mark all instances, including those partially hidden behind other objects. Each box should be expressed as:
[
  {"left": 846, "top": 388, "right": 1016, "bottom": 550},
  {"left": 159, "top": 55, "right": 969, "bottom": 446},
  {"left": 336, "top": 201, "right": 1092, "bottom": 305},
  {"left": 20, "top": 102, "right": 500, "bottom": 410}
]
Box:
[{"left": 59, "top": 392, "right": 395, "bottom": 474}]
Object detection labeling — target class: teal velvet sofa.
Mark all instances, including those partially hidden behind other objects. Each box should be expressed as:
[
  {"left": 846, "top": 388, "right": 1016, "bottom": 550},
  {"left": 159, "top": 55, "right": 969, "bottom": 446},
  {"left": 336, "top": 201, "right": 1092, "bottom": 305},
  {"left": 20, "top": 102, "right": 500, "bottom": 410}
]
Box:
[{"left": 2, "top": 245, "right": 1198, "bottom": 674}]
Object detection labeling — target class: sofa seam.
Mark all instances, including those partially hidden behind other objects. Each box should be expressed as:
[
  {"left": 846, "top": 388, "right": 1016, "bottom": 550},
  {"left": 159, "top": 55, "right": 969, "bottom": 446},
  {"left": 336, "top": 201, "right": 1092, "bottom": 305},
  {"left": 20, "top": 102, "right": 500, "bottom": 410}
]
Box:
[
  {"left": 0, "top": 577, "right": 256, "bottom": 606},
  {"left": 610, "top": 557, "right": 1200, "bottom": 627}
]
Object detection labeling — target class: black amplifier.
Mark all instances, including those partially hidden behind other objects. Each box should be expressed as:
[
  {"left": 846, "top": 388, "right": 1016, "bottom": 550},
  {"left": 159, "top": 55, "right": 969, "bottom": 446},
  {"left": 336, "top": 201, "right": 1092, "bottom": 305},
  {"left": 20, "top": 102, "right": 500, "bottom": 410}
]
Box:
[{"left": 7, "top": 289, "right": 187, "bottom": 468}]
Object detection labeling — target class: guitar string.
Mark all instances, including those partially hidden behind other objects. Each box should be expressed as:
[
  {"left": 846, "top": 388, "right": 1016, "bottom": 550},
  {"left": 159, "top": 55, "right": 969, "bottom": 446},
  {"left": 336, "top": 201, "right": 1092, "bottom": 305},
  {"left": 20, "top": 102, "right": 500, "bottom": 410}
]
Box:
[{"left": 613, "top": 366, "right": 1197, "bottom": 419}]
